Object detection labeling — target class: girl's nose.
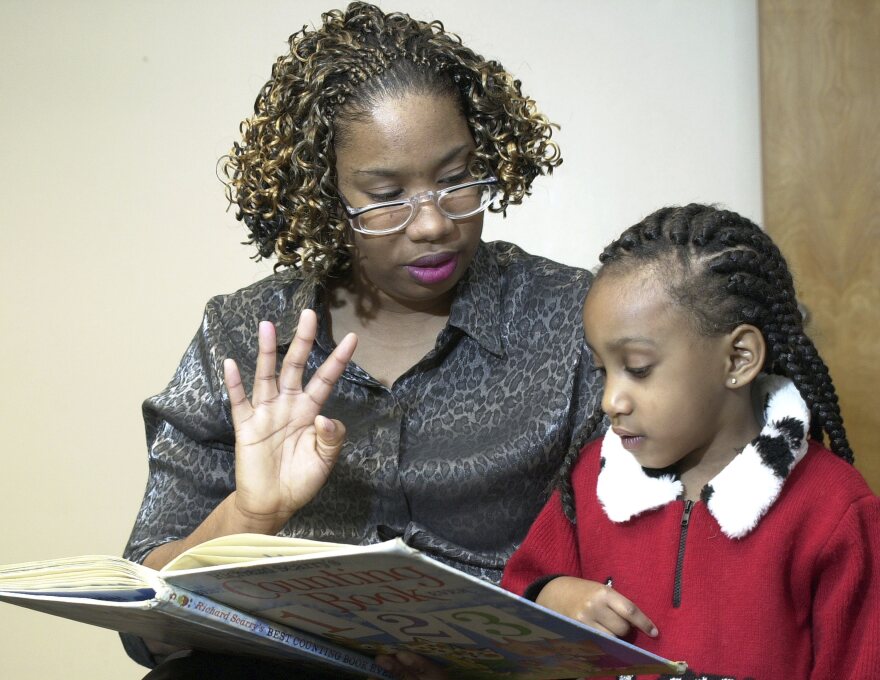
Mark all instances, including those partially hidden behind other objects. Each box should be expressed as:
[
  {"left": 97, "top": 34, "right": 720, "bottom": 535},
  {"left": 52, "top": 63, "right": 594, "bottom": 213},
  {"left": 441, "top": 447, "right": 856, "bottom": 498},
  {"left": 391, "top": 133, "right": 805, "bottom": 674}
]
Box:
[{"left": 602, "top": 381, "right": 632, "bottom": 418}]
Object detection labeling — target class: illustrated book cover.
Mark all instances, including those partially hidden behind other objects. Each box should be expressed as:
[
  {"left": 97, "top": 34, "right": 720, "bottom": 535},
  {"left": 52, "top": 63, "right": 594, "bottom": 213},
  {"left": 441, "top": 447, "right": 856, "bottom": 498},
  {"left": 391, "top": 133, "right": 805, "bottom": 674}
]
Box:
[{"left": 0, "top": 534, "right": 687, "bottom": 679}]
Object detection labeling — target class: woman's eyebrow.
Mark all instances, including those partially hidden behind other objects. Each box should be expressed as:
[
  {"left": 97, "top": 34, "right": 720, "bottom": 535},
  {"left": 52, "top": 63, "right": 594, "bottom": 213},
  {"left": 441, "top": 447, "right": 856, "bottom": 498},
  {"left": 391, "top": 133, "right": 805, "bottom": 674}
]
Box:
[
  {"left": 352, "top": 167, "right": 399, "bottom": 177},
  {"left": 351, "top": 144, "right": 471, "bottom": 177},
  {"left": 434, "top": 143, "right": 471, "bottom": 166}
]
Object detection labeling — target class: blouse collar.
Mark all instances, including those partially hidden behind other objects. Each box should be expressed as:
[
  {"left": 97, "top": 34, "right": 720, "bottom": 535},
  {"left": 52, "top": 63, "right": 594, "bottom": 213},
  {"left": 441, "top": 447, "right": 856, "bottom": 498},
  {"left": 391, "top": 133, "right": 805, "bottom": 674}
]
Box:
[
  {"left": 447, "top": 242, "right": 504, "bottom": 357},
  {"left": 274, "top": 241, "right": 505, "bottom": 357}
]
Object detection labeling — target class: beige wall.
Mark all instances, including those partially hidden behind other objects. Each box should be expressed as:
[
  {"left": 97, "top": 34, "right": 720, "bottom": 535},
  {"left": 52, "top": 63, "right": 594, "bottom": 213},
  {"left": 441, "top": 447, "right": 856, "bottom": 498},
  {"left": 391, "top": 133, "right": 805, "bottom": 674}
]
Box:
[{"left": 0, "top": 1, "right": 760, "bottom": 677}]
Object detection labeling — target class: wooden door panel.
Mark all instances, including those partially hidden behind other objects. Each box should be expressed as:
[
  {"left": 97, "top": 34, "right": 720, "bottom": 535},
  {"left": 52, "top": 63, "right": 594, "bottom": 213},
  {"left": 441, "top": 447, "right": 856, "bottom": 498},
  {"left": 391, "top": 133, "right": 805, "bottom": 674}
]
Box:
[{"left": 760, "top": 0, "right": 879, "bottom": 491}]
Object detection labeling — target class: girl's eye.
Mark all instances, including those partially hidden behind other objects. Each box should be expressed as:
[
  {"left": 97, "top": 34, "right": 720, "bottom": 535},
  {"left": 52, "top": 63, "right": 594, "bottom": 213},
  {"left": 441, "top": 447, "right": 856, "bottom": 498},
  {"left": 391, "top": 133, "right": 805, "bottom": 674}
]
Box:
[
  {"left": 591, "top": 365, "right": 607, "bottom": 376},
  {"left": 626, "top": 366, "right": 652, "bottom": 378}
]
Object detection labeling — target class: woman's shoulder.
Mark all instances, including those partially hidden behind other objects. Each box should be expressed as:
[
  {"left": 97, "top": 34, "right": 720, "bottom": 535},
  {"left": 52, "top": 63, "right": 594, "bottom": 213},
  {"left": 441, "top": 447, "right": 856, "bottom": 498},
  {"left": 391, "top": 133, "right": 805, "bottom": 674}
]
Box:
[
  {"left": 483, "top": 240, "right": 592, "bottom": 310},
  {"left": 201, "top": 270, "right": 307, "bottom": 330},
  {"left": 206, "top": 269, "right": 303, "bottom": 311},
  {"left": 474, "top": 241, "right": 591, "bottom": 343},
  {"left": 485, "top": 240, "right": 591, "bottom": 287}
]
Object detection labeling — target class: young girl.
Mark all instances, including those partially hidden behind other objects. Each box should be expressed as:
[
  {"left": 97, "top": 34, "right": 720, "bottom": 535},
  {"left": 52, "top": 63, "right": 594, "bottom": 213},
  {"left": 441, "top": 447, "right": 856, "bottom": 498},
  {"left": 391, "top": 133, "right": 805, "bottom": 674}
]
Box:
[{"left": 502, "top": 204, "right": 880, "bottom": 679}]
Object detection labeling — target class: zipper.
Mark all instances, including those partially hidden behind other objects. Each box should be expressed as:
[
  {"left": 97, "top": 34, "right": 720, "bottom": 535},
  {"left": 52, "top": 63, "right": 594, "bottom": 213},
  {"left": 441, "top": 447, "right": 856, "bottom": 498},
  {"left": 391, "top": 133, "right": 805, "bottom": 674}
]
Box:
[{"left": 672, "top": 500, "right": 694, "bottom": 608}]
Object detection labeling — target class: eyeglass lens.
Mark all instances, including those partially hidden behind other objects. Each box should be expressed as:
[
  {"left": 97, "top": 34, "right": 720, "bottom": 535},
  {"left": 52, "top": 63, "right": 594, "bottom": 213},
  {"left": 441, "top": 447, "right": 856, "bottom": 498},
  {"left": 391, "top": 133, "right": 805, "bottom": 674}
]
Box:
[{"left": 357, "top": 184, "right": 492, "bottom": 233}]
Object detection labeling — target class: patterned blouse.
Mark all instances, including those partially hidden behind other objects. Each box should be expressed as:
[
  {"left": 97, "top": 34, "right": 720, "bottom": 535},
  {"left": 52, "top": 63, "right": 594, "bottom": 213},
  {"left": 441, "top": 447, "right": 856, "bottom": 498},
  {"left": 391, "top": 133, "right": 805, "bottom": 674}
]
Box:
[{"left": 124, "top": 241, "right": 602, "bottom": 583}]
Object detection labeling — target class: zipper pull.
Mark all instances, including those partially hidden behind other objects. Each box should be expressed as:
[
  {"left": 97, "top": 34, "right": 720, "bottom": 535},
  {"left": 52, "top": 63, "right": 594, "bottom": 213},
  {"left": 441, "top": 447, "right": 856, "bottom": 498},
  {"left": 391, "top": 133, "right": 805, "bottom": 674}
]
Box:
[{"left": 681, "top": 499, "right": 694, "bottom": 527}]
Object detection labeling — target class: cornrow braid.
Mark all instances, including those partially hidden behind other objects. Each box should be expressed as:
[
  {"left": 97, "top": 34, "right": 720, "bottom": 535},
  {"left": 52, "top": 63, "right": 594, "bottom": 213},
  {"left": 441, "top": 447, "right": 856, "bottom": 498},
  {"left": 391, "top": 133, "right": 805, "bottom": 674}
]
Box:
[
  {"left": 220, "top": 1, "right": 561, "bottom": 285},
  {"left": 597, "top": 204, "right": 852, "bottom": 464}
]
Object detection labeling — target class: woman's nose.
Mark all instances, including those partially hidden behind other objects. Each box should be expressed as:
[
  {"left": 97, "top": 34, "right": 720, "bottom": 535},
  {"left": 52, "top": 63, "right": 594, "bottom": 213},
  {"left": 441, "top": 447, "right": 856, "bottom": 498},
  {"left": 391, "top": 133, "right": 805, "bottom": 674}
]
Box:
[{"left": 405, "top": 198, "right": 455, "bottom": 242}]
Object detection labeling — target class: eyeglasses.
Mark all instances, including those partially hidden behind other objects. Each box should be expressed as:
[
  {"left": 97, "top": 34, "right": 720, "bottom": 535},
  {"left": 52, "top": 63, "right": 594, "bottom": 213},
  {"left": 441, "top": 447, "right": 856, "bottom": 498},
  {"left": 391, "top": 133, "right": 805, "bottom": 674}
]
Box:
[{"left": 339, "top": 177, "right": 499, "bottom": 236}]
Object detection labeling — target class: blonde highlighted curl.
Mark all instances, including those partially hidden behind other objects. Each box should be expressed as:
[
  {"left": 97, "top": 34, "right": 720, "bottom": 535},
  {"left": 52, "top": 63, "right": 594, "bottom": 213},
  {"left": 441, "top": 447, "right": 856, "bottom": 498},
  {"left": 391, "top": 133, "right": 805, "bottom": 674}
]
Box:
[{"left": 221, "top": 1, "right": 562, "bottom": 283}]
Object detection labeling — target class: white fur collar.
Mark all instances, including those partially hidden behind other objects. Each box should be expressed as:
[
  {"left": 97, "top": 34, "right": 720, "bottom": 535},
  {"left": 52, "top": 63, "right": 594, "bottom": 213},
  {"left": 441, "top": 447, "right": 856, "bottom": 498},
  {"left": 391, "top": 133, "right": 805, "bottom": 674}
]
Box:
[{"left": 596, "top": 375, "right": 810, "bottom": 538}]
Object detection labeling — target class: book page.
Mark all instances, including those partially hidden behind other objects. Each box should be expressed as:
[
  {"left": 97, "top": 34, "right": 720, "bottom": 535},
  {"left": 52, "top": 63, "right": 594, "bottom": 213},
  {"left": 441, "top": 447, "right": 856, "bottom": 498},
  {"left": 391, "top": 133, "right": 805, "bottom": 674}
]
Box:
[
  {"left": 163, "top": 533, "right": 351, "bottom": 572},
  {"left": 0, "top": 555, "right": 153, "bottom": 593}
]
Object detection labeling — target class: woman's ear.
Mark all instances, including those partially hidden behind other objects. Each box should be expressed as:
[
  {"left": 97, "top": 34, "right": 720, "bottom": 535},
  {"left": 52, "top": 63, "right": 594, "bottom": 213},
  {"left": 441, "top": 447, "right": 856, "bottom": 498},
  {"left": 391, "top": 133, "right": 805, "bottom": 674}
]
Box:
[{"left": 725, "top": 324, "right": 766, "bottom": 388}]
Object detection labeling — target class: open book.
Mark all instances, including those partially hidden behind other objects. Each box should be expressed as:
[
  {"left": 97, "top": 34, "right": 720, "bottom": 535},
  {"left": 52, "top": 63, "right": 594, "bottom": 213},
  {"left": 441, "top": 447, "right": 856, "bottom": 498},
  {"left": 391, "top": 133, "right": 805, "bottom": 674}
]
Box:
[{"left": 0, "top": 535, "right": 687, "bottom": 679}]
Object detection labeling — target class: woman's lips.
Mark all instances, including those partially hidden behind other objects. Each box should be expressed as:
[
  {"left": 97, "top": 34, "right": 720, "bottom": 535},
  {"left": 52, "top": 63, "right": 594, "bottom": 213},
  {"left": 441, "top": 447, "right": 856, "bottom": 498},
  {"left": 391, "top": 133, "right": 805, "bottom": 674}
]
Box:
[{"left": 405, "top": 252, "right": 459, "bottom": 284}]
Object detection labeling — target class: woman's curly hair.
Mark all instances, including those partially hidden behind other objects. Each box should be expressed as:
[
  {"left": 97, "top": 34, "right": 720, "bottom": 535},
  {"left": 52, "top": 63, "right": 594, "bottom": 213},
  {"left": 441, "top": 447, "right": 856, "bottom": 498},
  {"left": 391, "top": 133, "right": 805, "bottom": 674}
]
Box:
[{"left": 220, "top": 1, "right": 561, "bottom": 283}]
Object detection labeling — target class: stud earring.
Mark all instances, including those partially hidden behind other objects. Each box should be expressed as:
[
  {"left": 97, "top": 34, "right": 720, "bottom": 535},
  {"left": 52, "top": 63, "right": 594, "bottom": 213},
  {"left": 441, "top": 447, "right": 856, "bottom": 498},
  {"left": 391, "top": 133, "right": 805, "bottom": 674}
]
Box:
[{"left": 730, "top": 377, "right": 737, "bottom": 385}]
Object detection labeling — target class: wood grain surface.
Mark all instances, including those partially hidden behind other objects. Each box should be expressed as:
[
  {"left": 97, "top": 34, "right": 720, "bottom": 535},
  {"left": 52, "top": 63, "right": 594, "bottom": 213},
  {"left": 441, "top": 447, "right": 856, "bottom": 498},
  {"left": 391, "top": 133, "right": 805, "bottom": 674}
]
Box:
[{"left": 760, "top": 0, "right": 879, "bottom": 491}]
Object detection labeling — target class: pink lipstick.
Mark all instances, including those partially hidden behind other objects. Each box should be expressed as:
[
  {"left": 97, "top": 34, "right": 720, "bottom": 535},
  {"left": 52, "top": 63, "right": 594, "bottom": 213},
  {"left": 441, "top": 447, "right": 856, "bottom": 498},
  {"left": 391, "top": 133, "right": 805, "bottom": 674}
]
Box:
[{"left": 405, "top": 252, "right": 459, "bottom": 285}]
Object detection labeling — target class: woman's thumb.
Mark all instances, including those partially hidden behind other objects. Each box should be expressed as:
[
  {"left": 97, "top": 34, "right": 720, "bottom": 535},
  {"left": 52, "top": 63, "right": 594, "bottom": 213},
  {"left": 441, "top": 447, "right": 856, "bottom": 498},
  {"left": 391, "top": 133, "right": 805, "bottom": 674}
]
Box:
[{"left": 314, "top": 415, "right": 346, "bottom": 462}]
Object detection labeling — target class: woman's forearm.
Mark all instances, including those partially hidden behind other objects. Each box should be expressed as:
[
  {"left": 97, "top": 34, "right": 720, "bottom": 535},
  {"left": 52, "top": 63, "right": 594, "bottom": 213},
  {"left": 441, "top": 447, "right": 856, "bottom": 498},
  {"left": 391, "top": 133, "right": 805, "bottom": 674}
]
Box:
[{"left": 141, "top": 492, "right": 288, "bottom": 571}]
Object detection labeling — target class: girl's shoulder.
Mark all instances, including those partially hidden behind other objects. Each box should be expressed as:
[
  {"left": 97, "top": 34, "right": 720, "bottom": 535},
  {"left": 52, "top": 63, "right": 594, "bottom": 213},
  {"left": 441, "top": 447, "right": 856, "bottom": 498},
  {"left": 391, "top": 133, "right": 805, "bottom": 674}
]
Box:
[
  {"left": 796, "top": 441, "right": 875, "bottom": 498},
  {"left": 570, "top": 436, "right": 605, "bottom": 482},
  {"left": 785, "top": 441, "right": 878, "bottom": 527}
]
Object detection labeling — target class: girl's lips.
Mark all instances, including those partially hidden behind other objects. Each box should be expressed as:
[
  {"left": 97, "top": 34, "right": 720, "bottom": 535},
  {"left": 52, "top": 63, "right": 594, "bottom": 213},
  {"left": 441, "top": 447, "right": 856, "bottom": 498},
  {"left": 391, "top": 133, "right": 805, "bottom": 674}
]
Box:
[
  {"left": 405, "top": 252, "right": 459, "bottom": 285},
  {"left": 616, "top": 432, "right": 646, "bottom": 451}
]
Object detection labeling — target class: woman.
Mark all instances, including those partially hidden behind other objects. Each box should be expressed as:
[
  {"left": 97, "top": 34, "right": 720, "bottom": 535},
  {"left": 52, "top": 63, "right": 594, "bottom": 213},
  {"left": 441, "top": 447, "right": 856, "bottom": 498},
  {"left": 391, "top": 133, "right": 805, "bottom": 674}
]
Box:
[{"left": 124, "top": 2, "right": 602, "bottom": 675}]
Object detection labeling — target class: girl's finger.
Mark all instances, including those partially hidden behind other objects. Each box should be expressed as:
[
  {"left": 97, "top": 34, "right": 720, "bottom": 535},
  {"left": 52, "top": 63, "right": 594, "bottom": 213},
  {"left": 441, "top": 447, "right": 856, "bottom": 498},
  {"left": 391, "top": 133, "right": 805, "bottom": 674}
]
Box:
[
  {"left": 591, "top": 607, "right": 633, "bottom": 638},
  {"left": 590, "top": 620, "right": 624, "bottom": 638},
  {"left": 608, "top": 592, "right": 658, "bottom": 637},
  {"left": 278, "top": 309, "right": 318, "bottom": 395},
  {"left": 252, "top": 320, "right": 279, "bottom": 406}
]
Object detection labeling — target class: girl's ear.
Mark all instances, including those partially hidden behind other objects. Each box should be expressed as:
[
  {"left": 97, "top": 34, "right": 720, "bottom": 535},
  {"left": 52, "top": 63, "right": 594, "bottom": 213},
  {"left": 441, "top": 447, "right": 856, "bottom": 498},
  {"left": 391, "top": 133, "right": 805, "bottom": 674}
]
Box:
[{"left": 725, "top": 324, "right": 765, "bottom": 388}]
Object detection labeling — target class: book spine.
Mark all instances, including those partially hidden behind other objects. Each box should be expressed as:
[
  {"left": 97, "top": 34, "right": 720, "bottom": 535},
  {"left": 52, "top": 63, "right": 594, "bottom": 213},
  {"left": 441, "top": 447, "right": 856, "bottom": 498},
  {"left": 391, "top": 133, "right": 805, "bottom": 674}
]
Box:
[{"left": 153, "top": 583, "right": 393, "bottom": 679}]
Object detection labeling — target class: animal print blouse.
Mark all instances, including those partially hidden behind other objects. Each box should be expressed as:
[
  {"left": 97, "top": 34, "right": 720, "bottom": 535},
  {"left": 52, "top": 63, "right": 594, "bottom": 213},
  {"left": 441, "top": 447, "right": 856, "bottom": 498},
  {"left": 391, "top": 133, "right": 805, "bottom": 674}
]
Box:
[{"left": 124, "top": 241, "right": 601, "bottom": 584}]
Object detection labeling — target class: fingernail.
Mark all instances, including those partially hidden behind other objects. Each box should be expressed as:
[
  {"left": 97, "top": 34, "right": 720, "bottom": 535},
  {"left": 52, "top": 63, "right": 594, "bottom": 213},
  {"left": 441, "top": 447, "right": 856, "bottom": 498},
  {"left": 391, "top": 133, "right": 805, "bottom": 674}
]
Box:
[
  {"left": 318, "top": 416, "right": 335, "bottom": 433},
  {"left": 650, "top": 626, "right": 658, "bottom": 637}
]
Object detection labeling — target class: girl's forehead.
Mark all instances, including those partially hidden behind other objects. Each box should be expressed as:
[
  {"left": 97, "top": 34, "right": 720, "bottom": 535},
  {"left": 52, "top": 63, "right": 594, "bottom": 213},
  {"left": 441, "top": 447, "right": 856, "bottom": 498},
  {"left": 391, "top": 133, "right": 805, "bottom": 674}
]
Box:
[
  {"left": 589, "top": 266, "right": 667, "bottom": 305},
  {"left": 583, "top": 268, "right": 695, "bottom": 342}
]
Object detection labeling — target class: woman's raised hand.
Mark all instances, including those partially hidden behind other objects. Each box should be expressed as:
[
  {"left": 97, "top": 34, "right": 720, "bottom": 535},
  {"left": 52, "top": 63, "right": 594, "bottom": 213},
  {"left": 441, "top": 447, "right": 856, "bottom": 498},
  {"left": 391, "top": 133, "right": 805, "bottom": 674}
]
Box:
[{"left": 223, "top": 309, "right": 357, "bottom": 534}]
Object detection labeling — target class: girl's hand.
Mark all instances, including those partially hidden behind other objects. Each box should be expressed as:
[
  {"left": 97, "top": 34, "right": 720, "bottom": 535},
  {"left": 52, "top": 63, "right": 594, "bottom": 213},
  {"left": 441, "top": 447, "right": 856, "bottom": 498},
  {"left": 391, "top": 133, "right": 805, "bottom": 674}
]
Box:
[
  {"left": 223, "top": 309, "right": 357, "bottom": 533},
  {"left": 536, "top": 576, "right": 658, "bottom": 639},
  {"left": 374, "top": 651, "right": 450, "bottom": 680}
]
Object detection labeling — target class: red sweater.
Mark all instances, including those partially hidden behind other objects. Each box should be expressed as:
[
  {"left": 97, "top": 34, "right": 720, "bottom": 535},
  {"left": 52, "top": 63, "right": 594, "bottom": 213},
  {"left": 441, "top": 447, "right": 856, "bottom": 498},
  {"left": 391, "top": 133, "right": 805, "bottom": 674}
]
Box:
[{"left": 502, "top": 437, "right": 880, "bottom": 679}]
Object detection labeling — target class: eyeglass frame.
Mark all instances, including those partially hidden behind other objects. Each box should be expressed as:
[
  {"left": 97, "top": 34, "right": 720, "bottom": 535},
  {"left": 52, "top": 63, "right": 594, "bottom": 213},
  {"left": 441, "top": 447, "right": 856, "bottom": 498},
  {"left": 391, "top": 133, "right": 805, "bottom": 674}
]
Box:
[{"left": 338, "top": 176, "right": 499, "bottom": 236}]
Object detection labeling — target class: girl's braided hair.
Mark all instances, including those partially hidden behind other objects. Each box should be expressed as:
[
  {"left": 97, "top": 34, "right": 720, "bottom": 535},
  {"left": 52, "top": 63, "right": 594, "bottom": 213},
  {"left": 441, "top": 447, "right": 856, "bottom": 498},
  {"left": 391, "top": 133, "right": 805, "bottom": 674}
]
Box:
[
  {"left": 558, "top": 203, "right": 852, "bottom": 523},
  {"left": 220, "top": 2, "right": 561, "bottom": 285}
]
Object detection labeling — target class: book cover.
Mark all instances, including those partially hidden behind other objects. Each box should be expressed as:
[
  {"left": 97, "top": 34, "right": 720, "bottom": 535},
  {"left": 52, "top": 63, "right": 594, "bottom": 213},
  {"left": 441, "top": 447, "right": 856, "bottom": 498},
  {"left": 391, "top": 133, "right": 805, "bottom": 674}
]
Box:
[
  {"left": 0, "top": 555, "right": 391, "bottom": 678},
  {"left": 0, "top": 535, "right": 687, "bottom": 679}
]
